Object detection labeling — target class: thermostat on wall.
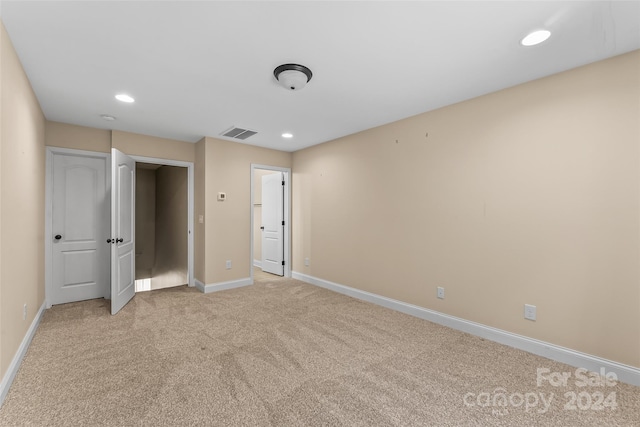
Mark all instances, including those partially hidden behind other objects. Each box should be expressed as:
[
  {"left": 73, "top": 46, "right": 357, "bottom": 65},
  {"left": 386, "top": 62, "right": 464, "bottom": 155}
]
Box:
[{"left": 217, "top": 192, "right": 226, "bottom": 201}]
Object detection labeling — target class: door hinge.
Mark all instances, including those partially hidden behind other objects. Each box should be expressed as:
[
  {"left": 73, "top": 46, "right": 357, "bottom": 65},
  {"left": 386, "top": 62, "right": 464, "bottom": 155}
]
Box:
[
  {"left": 282, "top": 261, "right": 285, "bottom": 266},
  {"left": 282, "top": 220, "right": 285, "bottom": 226},
  {"left": 282, "top": 181, "right": 285, "bottom": 186}
]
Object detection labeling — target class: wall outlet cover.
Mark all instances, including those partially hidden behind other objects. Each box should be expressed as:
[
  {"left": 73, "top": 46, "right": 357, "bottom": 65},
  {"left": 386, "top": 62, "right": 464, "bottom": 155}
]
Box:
[{"left": 524, "top": 304, "right": 537, "bottom": 321}]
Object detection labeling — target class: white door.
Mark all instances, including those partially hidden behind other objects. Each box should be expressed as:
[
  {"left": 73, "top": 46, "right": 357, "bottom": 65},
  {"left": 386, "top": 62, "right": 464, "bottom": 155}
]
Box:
[
  {"left": 51, "top": 153, "right": 109, "bottom": 305},
  {"left": 261, "top": 172, "right": 284, "bottom": 276},
  {"left": 111, "top": 149, "right": 136, "bottom": 314}
]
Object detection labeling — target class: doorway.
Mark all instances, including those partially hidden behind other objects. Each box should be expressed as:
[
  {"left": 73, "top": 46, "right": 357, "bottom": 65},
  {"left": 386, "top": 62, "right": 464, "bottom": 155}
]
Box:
[
  {"left": 251, "top": 164, "right": 291, "bottom": 281},
  {"left": 135, "top": 163, "right": 188, "bottom": 291},
  {"left": 45, "top": 147, "right": 195, "bottom": 311}
]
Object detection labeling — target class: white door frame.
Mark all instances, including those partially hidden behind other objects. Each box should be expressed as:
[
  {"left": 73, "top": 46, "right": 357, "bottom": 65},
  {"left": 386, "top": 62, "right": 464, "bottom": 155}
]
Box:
[
  {"left": 45, "top": 146, "right": 111, "bottom": 308},
  {"left": 131, "top": 155, "right": 195, "bottom": 288},
  {"left": 250, "top": 164, "right": 291, "bottom": 281}
]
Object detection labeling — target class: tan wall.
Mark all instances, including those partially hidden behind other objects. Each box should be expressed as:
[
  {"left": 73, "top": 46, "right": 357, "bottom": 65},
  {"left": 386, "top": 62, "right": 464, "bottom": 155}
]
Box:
[
  {"left": 202, "top": 137, "right": 291, "bottom": 284},
  {"left": 0, "top": 22, "right": 46, "bottom": 378},
  {"left": 135, "top": 167, "right": 156, "bottom": 279},
  {"left": 112, "top": 130, "right": 194, "bottom": 163},
  {"left": 152, "top": 165, "right": 188, "bottom": 289},
  {"left": 45, "top": 121, "right": 111, "bottom": 153},
  {"left": 0, "top": 20, "right": 3, "bottom": 378},
  {"left": 292, "top": 50, "right": 640, "bottom": 368},
  {"left": 46, "top": 124, "right": 195, "bottom": 164}
]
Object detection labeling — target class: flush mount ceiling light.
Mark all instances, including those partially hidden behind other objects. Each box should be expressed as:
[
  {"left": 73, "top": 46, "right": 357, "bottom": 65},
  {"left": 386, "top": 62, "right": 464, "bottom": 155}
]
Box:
[
  {"left": 282, "top": 133, "right": 293, "bottom": 138},
  {"left": 521, "top": 29, "right": 551, "bottom": 46},
  {"left": 115, "top": 93, "right": 135, "bottom": 103},
  {"left": 100, "top": 114, "right": 116, "bottom": 121},
  {"left": 274, "top": 64, "right": 313, "bottom": 91}
]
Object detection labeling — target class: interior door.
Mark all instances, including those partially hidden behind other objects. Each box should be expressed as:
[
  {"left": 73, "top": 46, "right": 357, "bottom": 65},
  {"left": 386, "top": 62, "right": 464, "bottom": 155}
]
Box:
[
  {"left": 111, "top": 149, "right": 136, "bottom": 314},
  {"left": 51, "top": 152, "right": 109, "bottom": 305},
  {"left": 261, "top": 172, "right": 284, "bottom": 276}
]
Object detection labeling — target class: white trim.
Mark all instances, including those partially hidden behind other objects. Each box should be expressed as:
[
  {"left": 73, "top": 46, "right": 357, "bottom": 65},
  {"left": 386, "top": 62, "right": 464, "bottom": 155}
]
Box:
[
  {"left": 130, "top": 155, "right": 195, "bottom": 288},
  {"left": 45, "top": 147, "right": 111, "bottom": 307},
  {"left": 250, "top": 164, "right": 291, "bottom": 283},
  {"left": 134, "top": 278, "right": 151, "bottom": 292},
  {"left": 0, "top": 302, "right": 46, "bottom": 407},
  {"left": 253, "top": 259, "right": 261, "bottom": 268},
  {"left": 292, "top": 271, "right": 640, "bottom": 387},
  {"left": 195, "top": 277, "right": 253, "bottom": 294}
]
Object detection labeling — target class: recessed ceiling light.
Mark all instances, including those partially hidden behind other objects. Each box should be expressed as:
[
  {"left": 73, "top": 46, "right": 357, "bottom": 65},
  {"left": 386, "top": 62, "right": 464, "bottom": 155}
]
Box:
[
  {"left": 115, "top": 94, "right": 135, "bottom": 103},
  {"left": 521, "top": 30, "right": 551, "bottom": 46},
  {"left": 282, "top": 133, "right": 293, "bottom": 138},
  {"left": 100, "top": 114, "right": 116, "bottom": 121}
]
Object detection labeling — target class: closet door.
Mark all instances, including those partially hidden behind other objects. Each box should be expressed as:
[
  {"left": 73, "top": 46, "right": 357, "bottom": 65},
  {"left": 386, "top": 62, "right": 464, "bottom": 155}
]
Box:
[
  {"left": 261, "top": 172, "right": 284, "bottom": 276},
  {"left": 50, "top": 152, "right": 109, "bottom": 305},
  {"left": 110, "top": 149, "right": 136, "bottom": 314}
]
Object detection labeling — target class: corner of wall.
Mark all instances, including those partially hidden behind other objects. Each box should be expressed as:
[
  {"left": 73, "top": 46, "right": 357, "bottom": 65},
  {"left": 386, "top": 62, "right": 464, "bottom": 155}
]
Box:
[{"left": 194, "top": 137, "right": 207, "bottom": 282}]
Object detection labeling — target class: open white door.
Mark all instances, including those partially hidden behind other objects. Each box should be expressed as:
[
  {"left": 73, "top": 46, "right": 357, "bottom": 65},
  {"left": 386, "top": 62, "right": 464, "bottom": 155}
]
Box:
[
  {"left": 111, "top": 149, "right": 136, "bottom": 314},
  {"left": 261, "top": 172, "right": 284, "bottom": 276}
]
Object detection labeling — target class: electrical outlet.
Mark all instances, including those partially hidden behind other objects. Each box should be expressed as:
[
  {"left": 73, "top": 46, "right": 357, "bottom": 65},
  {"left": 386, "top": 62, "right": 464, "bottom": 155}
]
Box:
[
  {"left": 225, "top": 260, "right": 232, "bottom": 270},
  {"left": 524, "top": 304, "right": 537, "bottom": 321},
  {"left": 23, "top": 304, "right": 27, "bottom": 320},
  {"left": 437, "top": 287, "right": 445, "bottom": 299},
  {"left": 304, "top": 257, "right": 310, "bottom": 267}
]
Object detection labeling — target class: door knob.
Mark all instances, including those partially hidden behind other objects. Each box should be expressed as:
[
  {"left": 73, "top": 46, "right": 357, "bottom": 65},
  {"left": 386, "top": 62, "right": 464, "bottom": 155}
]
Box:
[
  {"left": 260, "top": 226, "right": 264, "bottom": 230},
  {"left": 54, "top": 234, "right": 62, "bottom": 240},
  {"left": 116, "top": 238, "right": 124, "bottom": 243},
  {"left": 107, "top": 238, "right": 113, "bottom": 243}
]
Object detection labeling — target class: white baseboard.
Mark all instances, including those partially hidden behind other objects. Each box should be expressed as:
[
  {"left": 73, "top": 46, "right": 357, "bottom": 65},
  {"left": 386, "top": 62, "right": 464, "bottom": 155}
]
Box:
[
  {"left": 253, "top": 259, "right": 261, "bottom": 268},
  {"left": 134, "top": 278, "right": 151, "bottom": 292},
  {"left": 0, "top": 302, "right": 47, "bottom": 407},
  {"left": 195, "top": 277, "right": 253, "bottom": 294},
  {"left": 292, "top": 271, "right": 640, "bottom": 387}
]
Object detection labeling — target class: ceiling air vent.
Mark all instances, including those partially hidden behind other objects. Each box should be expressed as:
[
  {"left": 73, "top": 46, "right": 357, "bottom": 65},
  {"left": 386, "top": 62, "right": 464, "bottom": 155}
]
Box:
[{"left": 221, "top": 126, "right": 258, "bottom": 140}]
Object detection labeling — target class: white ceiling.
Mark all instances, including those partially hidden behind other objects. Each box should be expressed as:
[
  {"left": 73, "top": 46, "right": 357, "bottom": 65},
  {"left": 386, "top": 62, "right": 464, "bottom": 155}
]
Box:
[{"left": 1, "top": 1, "right": 639, "bottom": 152}]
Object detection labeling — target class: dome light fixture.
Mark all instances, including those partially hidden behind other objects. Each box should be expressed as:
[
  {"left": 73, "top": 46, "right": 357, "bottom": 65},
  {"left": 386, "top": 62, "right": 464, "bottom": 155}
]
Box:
[
  {"left": 521, "top": 29, "right": 551, "bottom": 46},
  {"left": 274, "top": 64, "right": 313, "bottom": 91},
  {"left": 282, "top": 133, "right": 293, "bottom": 138}
]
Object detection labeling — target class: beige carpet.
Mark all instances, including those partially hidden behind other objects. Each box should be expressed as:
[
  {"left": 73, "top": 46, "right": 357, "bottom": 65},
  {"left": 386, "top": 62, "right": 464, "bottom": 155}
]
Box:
[{"left": 1, "top": 274, "right": 638, "bottom": 426}]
